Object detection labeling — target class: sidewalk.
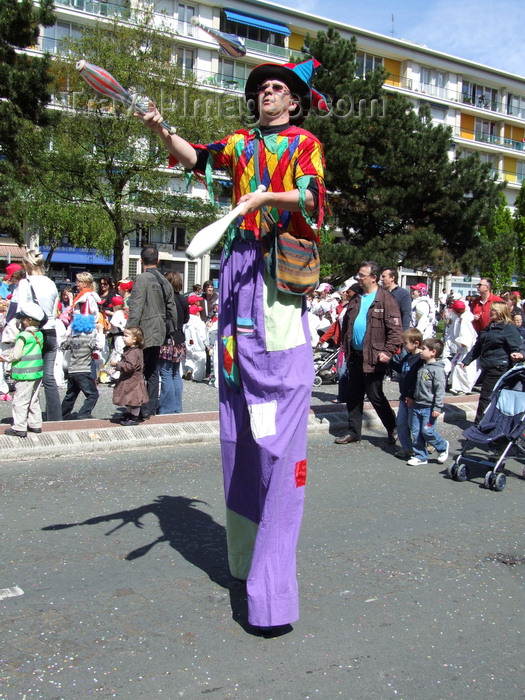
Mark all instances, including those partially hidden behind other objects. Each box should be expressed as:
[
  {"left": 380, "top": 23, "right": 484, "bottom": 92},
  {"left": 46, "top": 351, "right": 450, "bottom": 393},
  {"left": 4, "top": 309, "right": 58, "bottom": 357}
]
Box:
[{"left": 0, "top": 377, "right": 478, "bottom": 461}]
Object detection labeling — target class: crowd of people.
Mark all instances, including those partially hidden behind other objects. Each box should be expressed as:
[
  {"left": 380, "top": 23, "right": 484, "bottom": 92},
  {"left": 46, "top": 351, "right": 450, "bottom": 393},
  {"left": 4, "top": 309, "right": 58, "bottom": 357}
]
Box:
[
  {"left": 308, "top": 267, "right": 525, "bottom": 463},
  {"left": 3, "top": 256, "right": 525, "bottom": 442},
  {"left": 0, "top": 251, "right": 221, "bottom": 434}
]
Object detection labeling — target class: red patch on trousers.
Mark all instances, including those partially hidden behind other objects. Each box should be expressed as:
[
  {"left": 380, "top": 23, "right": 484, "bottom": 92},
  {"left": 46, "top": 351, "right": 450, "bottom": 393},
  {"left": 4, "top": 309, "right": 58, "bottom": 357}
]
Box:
[{"left": 295, "top": 459, "right": 307, "bottom": 487}]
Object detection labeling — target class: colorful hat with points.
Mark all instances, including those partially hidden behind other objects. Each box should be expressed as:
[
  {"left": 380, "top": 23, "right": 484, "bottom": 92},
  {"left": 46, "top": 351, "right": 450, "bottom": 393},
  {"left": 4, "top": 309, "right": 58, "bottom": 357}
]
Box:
[{"left": 245, "top": 58, "right": 328, "bottom": 125}]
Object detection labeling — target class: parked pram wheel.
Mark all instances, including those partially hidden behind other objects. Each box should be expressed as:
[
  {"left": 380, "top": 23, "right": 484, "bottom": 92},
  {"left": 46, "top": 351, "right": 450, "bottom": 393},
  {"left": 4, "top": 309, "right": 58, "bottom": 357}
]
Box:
[
  {"left": 493, "top": 473, "right": 506, "bottom": 491},
  {"left": 447, "top": 459, "right": 468, "bottom": 481},
  {"left": 484, "top": 471, "right": 506, "bottom": 491},
  {"left": 456, "top": 463, "right": 468, "bottom": 481},
  {"left": 484, "top": 471, "right": 495, "bottom": 489},
  {"left": 313, "top": 376, "right": 323, "bottom": 387},
  {"left": 449, "top": 460, "right": 467, "bottom": 481}
]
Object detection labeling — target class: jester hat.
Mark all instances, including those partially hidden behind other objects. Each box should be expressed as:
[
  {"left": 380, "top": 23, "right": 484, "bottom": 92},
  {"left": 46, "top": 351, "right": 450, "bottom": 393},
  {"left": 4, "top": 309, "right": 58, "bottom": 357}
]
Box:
[{"left": 245, "top": 58, "right": 327, "bottom": 125}]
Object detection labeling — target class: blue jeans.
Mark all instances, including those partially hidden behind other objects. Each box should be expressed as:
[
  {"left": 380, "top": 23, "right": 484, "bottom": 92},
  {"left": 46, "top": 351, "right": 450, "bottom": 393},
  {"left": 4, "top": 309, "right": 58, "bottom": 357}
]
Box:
[
  {"left": 42, "top": 330, "right": 62, "bottom": 421},
  {"left": 396, "top": 399, "right": 413, "bottom": 450},
  {"left": 158, "top": 358, "right": 183, "bottom": 414},
  {"left": 61, "top": 372, "right": 99, "bottom": 419},
  {"left": 411, "top": 403, "right": 447, "bottom": 460}
]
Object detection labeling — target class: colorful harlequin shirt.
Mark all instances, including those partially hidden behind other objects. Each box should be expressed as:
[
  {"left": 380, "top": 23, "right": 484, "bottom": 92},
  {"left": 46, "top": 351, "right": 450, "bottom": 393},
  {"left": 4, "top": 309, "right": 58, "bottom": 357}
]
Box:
[{"left": 169, "top": 126, "right": 326, "bottom": 243}]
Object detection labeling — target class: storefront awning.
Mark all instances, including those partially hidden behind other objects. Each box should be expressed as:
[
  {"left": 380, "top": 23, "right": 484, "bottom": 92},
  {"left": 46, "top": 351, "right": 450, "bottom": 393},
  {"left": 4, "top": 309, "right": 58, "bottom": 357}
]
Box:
[
  {"left": 224, "top": 9, "right": 290, "bottom": 36},
  {"left": 40, "top": 246, "right": 114, "bottom": 265}
]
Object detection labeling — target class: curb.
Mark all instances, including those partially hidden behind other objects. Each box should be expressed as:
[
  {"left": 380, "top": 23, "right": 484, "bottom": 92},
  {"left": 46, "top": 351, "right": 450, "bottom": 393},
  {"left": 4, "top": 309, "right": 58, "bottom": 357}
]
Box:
[{"left": 0, "top": 398, "right": 479, "bottom": 463}]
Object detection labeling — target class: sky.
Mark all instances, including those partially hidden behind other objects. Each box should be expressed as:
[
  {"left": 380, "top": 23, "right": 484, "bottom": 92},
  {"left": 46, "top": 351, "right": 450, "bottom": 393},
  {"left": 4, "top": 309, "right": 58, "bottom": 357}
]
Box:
[{"left": 274, "top": 0, "right": 525, "bottom": 78}]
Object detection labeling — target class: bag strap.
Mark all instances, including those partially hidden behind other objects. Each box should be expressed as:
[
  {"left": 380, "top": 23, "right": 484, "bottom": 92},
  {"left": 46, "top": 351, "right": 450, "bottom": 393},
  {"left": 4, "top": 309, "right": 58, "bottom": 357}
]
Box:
[
  {"left": 146, "top": 268, "right": 167, "bottom": 304},
  {"left": 28, "top": 278, "right": 39, "bottom": 305}
]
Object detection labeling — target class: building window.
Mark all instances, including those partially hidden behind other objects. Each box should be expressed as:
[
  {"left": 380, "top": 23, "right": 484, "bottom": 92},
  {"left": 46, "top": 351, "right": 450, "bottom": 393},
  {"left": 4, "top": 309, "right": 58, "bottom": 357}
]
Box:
[
  {"left": 517, "top": 161, "right": 525, "bottom": 183},
  {"left": 462, "top": 81, "right": 498, "bottom": 111},
  {"left": 176, "top": 47, "right": 194, "bottom": 75},
  {"left": 420, "top": 67, "right": 448, "bottom": 99},
  {"left": 420, "top": 101, "right": 448, "bottom": 122},
  {"left": 128, "top": 258, "right": 138, "bottom": 278},
  {"left": 218, "top": 58, "right": 250, "bottom": 89},
  {"left": 175, "top": 227, "right": 186, "bottom": 250},
  {"left": 507, "top": 93, "right": 525, "bottom": 119},
  {"left": 475, "top": 118, "right": 498, "bottom": 144},
  {"left": 186, "top": 261, "right": 197, "bottom": 291},
  {"left": 355, "top": 51, "right": 383, "bottom": 78},
  {"left": 41, "top": 21, "right": 81, "bottom": 54},
  {"left": 177, "top": 3, "right": 195, "bottom": 36}
]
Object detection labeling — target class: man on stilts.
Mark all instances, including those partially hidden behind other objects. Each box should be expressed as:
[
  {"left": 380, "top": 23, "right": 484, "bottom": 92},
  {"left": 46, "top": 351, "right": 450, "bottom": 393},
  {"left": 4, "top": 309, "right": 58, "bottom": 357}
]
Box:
[{"left": 140, "top": 59, "right": 327, "bottom": 633}]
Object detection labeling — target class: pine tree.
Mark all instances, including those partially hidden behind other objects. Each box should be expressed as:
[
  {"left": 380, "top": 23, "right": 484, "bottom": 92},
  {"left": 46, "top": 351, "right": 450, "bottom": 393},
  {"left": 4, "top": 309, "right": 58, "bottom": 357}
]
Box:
[
  {"left": 304, "top": 28, "right": 503, "bottom": 279},
  {"left": 470, "top": 191, "right": 516, "bottom": 290},
  {"left": 0, "top": 0, "right": 55, "bottom": 238}
]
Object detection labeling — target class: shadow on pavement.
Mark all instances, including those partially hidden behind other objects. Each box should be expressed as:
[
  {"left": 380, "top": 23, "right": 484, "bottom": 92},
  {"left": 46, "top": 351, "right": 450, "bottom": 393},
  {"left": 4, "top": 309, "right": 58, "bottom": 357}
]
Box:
[{"left": 42, "top": 495, "right": 253, "bottom": 630}]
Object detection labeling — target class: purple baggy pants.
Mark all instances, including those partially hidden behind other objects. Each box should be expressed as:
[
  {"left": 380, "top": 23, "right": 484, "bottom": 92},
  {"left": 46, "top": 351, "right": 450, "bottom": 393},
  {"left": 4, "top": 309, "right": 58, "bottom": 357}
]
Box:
[{"left": 218, "top": 238, "right": 313, "bottom": 628}]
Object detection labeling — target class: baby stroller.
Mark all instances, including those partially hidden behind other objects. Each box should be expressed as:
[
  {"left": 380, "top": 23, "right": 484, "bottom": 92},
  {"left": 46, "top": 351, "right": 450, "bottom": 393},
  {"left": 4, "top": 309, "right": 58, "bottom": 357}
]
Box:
[
  {"left": 313, "top": 346, "right": 339, "bottom": 387},
  {"left": 448, "top": 364, "right": 525, "bottom": 492}
]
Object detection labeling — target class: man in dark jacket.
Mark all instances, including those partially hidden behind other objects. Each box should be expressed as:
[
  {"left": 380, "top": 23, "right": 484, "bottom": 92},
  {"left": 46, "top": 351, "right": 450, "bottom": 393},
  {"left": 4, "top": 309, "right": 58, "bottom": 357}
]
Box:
[
  {"left": 126, "top": 246, "right": 178, "bottom": 419},
  {"left": 380, "top": 267, "right": 411, "bottom": 331},
  {"left": 335, "top": 261, "right": 403, "bottom": 445}
]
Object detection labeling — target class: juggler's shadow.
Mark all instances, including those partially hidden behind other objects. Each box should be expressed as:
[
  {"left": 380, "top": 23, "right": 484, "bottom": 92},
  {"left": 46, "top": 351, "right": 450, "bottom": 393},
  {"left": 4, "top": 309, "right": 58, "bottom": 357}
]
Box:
[{"left": 42, "top": 495, "right": 253, "bottom": 631}]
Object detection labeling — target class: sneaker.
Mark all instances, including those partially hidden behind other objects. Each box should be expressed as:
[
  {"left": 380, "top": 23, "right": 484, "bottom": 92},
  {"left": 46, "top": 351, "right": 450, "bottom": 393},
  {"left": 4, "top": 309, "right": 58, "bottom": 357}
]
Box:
[
  {"left": 437, "top": 441, "right": 450, "bottom": 464},
  {"left": 406, "top": 456, "right": 428, "bottom": 466},
  {"left": 120, "top": 417, "right": 141, "bottom": 426},
  {"left": 4, "top": 427, "right": 27, "bottom": 438},
  {"left": 27, "top": 427, "right": 42, "bottom": 434}
]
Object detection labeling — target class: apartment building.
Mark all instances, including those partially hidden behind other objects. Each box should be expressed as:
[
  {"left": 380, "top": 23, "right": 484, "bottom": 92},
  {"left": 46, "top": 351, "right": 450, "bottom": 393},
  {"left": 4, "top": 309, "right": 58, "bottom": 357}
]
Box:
[{"left": 4, "top": 0, "right": 525, "bottom": 291}]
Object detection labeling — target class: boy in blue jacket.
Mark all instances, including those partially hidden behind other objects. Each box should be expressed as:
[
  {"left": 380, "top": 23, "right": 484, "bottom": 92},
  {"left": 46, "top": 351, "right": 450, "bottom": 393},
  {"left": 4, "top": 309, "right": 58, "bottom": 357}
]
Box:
[
  {"left": 389, "top": 327, "right": 424, "bottom": 459},
  {"left": 406, "top": 337, "right": 449, "bottom": 466}
]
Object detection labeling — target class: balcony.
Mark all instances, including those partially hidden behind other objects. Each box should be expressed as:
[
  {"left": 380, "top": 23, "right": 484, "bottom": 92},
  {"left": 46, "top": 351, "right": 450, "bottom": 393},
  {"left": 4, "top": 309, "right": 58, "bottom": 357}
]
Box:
[
  {"left": 197, "top": 70, "right": 246, "bottom": 92},
  {"left": 397, "top": 80, "right": 506, "bottom": 114},
  {"left": 244, "top": 37, "right": 291, "bottom": 60},
  {"left": 54, "top": 0, "right": 130, "bottom": 19},
  {"left": 454, "top": 125, "right": 525, "bottom": 153},
  {"left": 491, "top": 168, "right": 525, "bottom": 184}
]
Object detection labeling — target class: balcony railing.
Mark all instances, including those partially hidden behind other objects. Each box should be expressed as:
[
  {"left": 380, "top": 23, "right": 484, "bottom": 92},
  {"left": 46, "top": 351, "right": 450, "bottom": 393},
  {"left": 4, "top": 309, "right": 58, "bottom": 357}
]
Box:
[
  {"left": 54, "top": 0, "right": 130, "bottom": 18},
  {"left": 384, "top": 76, "right": 508, "bottom": 114},
  {"left": 490, "top": 168, "right": 525, "bottom": 184},
  {"left": 197, "top": 69, "right": 246, "bottom": 91},
  {"left": 454, "top": 125, "right": 525, "bottom": 153},
  {"left": 243, "top": 38, "right": 291, "bottom": 59}
]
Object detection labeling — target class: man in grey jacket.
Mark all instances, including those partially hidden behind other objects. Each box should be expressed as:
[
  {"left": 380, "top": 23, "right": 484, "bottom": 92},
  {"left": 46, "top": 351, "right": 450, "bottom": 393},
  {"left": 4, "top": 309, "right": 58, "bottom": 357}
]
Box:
[{"left": 126, "top": 246, "right": 178, "bottom": 419}]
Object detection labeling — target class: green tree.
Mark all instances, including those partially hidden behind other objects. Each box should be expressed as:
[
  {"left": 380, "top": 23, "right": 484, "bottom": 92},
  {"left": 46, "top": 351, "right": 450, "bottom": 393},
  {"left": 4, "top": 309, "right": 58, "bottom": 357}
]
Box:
[
  {"left": 0, "top": 0, "right": 55, "bottom": 239},
  {"left": 513, "top": 183, "right": 525, "bottom": 292},
  {"left": 21, "top": 10, "right": 238, "bottom": 278},
  {"left": 303, "top": 28, "right": 503, "bottom": 281},
  {"left": 465, "top": 191, "right": 515, "bottom": 291}
]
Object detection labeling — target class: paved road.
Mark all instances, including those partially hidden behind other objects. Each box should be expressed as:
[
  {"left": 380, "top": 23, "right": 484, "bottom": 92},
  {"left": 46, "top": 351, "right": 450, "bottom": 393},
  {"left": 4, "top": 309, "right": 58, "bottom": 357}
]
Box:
[{"left": 1, "top": 424, "right": 524, "bottom": 699}]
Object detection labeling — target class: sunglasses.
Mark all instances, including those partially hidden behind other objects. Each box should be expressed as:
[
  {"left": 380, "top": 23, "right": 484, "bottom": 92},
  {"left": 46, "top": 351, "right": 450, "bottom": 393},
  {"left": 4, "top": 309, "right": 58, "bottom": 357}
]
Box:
[{"left": 257, "top": 82, "right": 290, "bottom": 95}]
